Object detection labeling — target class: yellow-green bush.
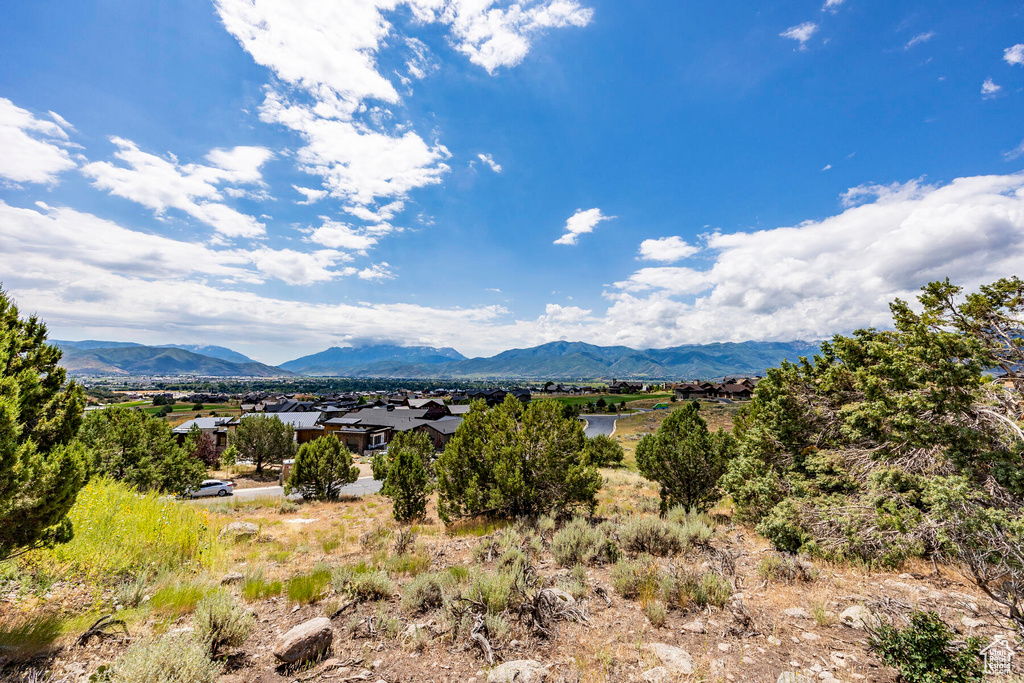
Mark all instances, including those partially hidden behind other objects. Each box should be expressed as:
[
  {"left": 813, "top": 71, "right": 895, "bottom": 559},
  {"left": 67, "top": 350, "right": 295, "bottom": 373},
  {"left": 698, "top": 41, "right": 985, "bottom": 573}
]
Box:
[{"left": 26, "top": 479, "right": 222, "bottom": 582}]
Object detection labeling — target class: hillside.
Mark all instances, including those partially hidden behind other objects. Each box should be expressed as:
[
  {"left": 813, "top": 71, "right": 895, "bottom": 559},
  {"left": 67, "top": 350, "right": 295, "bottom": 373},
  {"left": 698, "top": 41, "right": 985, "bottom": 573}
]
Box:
[
  {"left": 57, "top": 345, "right": 292, "bottom": 377},
  {"left": 280, "top": 344, "right": 467, "bottom": 374},
  {"left": 285, "top": 340, "right": 820, "bottom": 380}
]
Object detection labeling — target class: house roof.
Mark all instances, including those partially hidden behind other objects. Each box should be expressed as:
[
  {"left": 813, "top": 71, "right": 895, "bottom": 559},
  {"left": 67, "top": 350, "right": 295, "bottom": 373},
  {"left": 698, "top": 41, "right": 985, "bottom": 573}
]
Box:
[
  {"left": 242, "top": 412, "right": 323, "bottom": 429},
  {"left": 172, "top": 417, "right": 233, "bottom": 434},
  {"left": 421, "top": 418, "right": 462, "bottom": 435},
  {"left": 325, "top": 417, "right": 363, "bottom": 425}
]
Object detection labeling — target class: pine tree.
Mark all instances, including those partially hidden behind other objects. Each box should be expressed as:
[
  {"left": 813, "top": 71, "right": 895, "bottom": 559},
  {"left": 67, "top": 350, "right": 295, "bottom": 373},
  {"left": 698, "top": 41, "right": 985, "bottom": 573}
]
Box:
[
  {"left": 0, "top": 290, "right": 88, "bottom": 561},
  {"left": 379, "top": 430, "right": 433, "bottom": 522},
  {"left": 232, "top": 414, "right": 295, "bottom": 474}
]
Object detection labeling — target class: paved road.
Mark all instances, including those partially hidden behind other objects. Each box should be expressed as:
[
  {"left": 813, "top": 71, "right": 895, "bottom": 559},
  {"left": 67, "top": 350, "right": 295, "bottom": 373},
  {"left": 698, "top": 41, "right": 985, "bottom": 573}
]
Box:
[
  {"left": 581, "top": 415, "right": 622, "bottom": 437},
  {"left": 188, "top": 475, "right": 382, "bottom": 503}
]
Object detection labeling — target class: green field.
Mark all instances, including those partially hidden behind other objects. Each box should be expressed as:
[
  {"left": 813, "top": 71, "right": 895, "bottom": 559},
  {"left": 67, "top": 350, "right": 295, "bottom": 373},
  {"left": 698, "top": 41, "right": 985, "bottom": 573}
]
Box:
[
  {"left": 110, "top": 401, "right": 240, "bottom": 418},
  {"left": 547, "top": 392, "right": 670, "bottom": 406}
]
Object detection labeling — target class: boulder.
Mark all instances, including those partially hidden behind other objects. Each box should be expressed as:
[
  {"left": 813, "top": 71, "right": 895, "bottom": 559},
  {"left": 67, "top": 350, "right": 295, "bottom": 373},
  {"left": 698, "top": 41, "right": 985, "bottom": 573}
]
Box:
[
  {"left": 961, "top": 616, "right": 986, "bottom": 630},
  {"left": 784, "top": 607, "right": 810, "bottom": 619},
  {"left": 777, "top": 674, "right": 814, "bottom": 683},
  {"left": 220, "top": 521, "right": 258, "bottom": 540},
  {"left": 838, "top": 605, "right": 876, "bottom": 630},
  {"left": 487, "top": 660, "right": 549, "bottom": 683},
  {"left": 546, "top": 588, "right": 576, "bottom": 607},
  {"left": 647, "top": 643, "right": 694, "bottom": 675},
  {"left": 221, "top": 571, "right": 244, "bottom": 584},
  {"left": 273, "top": 617, "right": 333, "bottom": 664},
  {"left": 638, "top": 667, "right": 671, "bottom": 683}
]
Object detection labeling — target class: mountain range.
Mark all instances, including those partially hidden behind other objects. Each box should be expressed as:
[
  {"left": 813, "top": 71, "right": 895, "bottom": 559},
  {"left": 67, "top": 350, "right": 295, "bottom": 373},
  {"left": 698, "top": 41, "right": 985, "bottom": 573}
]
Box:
[{"left": 53, "top": 339, "right": 820, "bottom": 380}]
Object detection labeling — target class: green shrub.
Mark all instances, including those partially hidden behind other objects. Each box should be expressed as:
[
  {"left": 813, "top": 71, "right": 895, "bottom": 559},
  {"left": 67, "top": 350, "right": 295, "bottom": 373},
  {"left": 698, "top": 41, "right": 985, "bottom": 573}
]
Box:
[
  {"left": 287, "top": 436, "right": 359, "bottom": 501},
  {"left": 620, "top": 517, "right": 685, "bottom": 556},
  {"left": 464, "top": 570, "right": 514, "bottom": 614},
  {"left": 869, "top": 611, "right": 984, "bottom": 683},
  {"left": 378, "top": 431, "right": 434, "bottom": 522},
  {"left": 484, "top": 613, "right": 511, "bottom": 642},
  {"left": 193, "top": 591, "right": 255, "bottom": 656},
  {"left": 241, "top": 566, "right": 282, "bottom": 601},
  {"left": 401, "top": 572, "right": 455, "bottom": 614},
  {"left": 110, "top": 631, "right": 222, "bottom": 683},
  {"left": 286, "top": 566, "right": 332, "bottom": 605},
  {"left": 666, "top": 507, "right": 715, "bottom": 545},
  {"left": 551, "top": 518, "right": 619, "bottom": 567},
  {"left": 644, "top": 600, "right": 667, "bottom": 627},
  {"left": 756, "top": 553, "right": 818, "bottom": 583},
  {"left": 692, "top": 572, "right": 732, "bottom": 608},
  {"left": 385, "top": 551, "right": 431, "bottom": 577},
  {"left": 611, "top": 556, "right": 662, "bottom": 601},
  {"left": 333, "top": 566, "right": 393, "bottom": 602},
  {"left": 116, "top": 572, "right": 149, "bottom": 608},
  {"left": 586, "top": 434, "right": 625, "bottom": 467}
]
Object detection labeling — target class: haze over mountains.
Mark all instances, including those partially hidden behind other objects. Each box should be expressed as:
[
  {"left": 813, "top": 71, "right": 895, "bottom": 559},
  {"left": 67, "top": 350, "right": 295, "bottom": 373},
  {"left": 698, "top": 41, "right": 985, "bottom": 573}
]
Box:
[{"left": 54, "top": 339, "right": 819, "bottom": 380}]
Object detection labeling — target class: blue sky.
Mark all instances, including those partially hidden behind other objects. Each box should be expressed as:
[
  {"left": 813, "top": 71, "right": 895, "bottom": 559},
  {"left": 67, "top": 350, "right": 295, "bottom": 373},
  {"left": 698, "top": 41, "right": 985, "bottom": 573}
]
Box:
[{"left": 1, "top": 0, "right": 1023, "bottom": 364}]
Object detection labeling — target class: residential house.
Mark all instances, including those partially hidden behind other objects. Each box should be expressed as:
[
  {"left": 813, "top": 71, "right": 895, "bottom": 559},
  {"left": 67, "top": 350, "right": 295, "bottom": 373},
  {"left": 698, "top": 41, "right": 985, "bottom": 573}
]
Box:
[{"left": 172, "top": 416, "right": 233, "bottom": 453}]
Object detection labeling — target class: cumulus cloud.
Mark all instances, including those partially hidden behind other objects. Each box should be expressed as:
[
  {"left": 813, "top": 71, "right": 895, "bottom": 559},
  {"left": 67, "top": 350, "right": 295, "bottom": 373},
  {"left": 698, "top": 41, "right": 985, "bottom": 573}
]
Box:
[
  {"left": 477, "top": 153, "right": 503, "bottom": 173},
  {"left": 1005, "top": 44, "right": 1024, "bottom": 66},
  {"left": 213, "top": 0, "right": 590, "bottom": 212},
  {"left": 0, "top": 98, "right": 77, "bottom": 184},
  {"left": 554, "top": 207, "right": 613, "bottom": 246},
  {"left": 637, "top": 236, "right": 700, "bottom": 262},
  {"left": 358, "top": 262, "right": 394, "bottom": 280},
  {"left": 294, "top": 185, "right": 328, "bottom": 204},
  {"left": 982, "top": 78, "right": 1002, "bottom": 99},
  {"left": 780, "top": 22, "right": 818, "bottom": 49},
  {"left": 82, "top": 137, "right": 272, "bottom": 238},
  {"left": 307, "top": 219, "right": 379, "bottom": 251}
]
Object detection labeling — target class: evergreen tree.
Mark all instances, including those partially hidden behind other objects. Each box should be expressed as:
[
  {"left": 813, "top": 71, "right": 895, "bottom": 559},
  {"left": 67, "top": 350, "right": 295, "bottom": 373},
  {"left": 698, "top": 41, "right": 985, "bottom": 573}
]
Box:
[
  {"left": 636, "top": 402, "right": 732, "bottom": 513},
  {"left": 436, "top": 397, "right": 601, "bottom": 523},
  {"left": 78, "top": 406, "right": 205, "bottom": 495},
  {"left": 232, "top": 414, "right": 295, "bottom": 474},
  {"left": 0, "top": 290, "right": 88, "bottom": 561},
  {"left": 585, "top": 434, "right": 625, "bottom": 467},
  {"left": 286, "top": 436, "right": 358, "bottom": 501},
  {"left": 379, "top": 430, "right": 433, "bottom": 522}
]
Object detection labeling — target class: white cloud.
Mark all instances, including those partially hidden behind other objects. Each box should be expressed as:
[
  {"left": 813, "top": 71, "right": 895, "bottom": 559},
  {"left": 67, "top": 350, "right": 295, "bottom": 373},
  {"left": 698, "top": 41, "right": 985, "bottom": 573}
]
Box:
[
  {"left": 0, "top": 98, "right": 77, "bottom": 184},
  {"left": 637, "top": 236, "right": 700, "bottom": 262},
  {"left": 1005, "top": 140, "right": 1024, "bottom": 161},
  {"left": 1004, "top": 44, "right": 1024, "bottom": 66},
  {"left": 308, "top": 219, "right": 379, "bottom": 251},
  {"left": 554, "top": 207, "right": 613, "bottom": 246},
  {"left": 477, "top": 153, "right": 503, "bottom": 173},
  {"left": 440, "top": 0, "right": 593, "bottom": 74},
  {"left": 247, "top": 247, "right": 352, "bottom": 285},
  {"left": 358, "top": 262, "right": 394, "bottom": 280},
  {"left": 982, "top": 78, "right": 1002, "bottom": 99},
  {"left": 614, "top": 267, "right": 714, "bottom": 296},
  {"left": 213, "top": 0, "right": 589, "bottom": 212},
  {"left": 904, "top": 32, "right": 935, "bottom": 50},
  {"left": 821, "top": 164, "right": 832, "bottom": 171},
  {"left": 821, "top": 0, "right": 844, "bottom": 13},
  {"left": 780, "top": 22, "right": 818, "bottom": 49},
  {"left": 344, "top": 200, "right": 405, "bottom": 222},
  {"left": 294, "top": 185, "right": 328, "bottom": 204},
  {"left": 82, "top": 137, "right": 272, "bottom": 238}
]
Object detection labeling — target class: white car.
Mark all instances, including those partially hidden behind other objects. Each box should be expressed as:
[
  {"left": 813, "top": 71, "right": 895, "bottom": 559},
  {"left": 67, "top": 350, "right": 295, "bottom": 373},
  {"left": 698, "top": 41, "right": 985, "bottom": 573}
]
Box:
[{"left": 188, "top": 479, "right": 235, "bottom": 498}]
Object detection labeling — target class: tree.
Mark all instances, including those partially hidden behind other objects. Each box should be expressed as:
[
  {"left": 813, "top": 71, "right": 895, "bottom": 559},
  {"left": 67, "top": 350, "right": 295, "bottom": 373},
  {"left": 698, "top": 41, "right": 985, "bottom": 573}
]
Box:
[
  {"left": 0, "top": 290, "right": 88, "bottom": 561},
  {"left": 586, "top": 434, "right": 625, "bottom": 467},
  {"left": 191, "top": 402, "right": 204, "bottom": 411},
  {"left": 286, "top": 436, "right": 358, "bottom": 501},
  {"left": 636, "top": 402, "right": 732, "bottom": 513},
  {"left": 377, "top": 430, "right": 433, "bottom": 522},
  {"left": 231, "top": 415, "right": 295, "bottom": 474},
  {"left": 78, "top": 406, "right": 205, "bottom": 495},
  {"left": 185, "top": 425, "right": 219, "bottom": 469},
  {"left": 436, "top": 396, "right": 601, "bottom": 523}
]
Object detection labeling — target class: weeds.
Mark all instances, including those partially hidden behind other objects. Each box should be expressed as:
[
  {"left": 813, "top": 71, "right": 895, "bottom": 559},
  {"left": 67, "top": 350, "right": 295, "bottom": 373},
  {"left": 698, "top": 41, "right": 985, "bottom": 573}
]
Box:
[
  {"left": 402, "top": 572, "right": 456, "bottom": 614},
  {"left": 0, "top": 613, "right": 65, "bottom": 663},
  {"left": 286, "top": 566, "right": 332, "bottom": 605},
  {"left": 620, "top": 517, "right": 685, "bottom": 556},
  {"left": 551, "top": 518, "right": 619, "bottom": 567},
  {"left": 611, "top": 556, "right": 662, "bottom": 601},
  {"left": 150, "top": 579, "right": 213, "bottom": 618},
  {"left": 193, "top": 592, "right": 255, "bottom": 656},
  {"left": 115, "top": 572, "right": 149, "bottom": 608},
  {"left": 333, "top": 565, "right": 393, "bottom": 602},
  {"left": 644, "top": 600, "right": 668, "bottom": 627},
  {"left": 109, "top": 631, "right": 222, "bottom": 683}
]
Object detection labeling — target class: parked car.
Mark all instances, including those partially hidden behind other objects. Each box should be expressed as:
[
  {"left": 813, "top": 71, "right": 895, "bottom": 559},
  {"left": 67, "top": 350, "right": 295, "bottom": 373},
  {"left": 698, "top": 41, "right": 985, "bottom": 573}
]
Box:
[{"left": 186, "top": 479, "right": 234, "bottom": 498}]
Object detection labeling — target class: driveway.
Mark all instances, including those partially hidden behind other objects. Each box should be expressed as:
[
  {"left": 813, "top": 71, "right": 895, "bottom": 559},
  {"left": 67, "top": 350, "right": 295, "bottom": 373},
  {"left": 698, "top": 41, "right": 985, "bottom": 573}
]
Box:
[
  {"left": 581, "top": 415, "right": 622, "bottom": 438},
  {"left": 188, "top": 475, "right": 382, "bottom": 503}
]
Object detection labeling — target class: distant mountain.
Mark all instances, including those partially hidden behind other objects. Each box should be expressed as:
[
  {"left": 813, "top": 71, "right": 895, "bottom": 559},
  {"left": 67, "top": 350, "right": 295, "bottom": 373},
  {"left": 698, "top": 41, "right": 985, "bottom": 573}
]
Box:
[
  {"left": 57, "top": 344, "right": 292, "bottom": 377},
  {"left": 283, "top": 340, "right": 820, "bottom": 380},
  {"left": 157, "top": 344, "right": 255, "bottom": 364},
  {"left": 280, "top": 344, "right": 467, "bottom": 374},
  {"left": 53, "top": 339, "right": 143, "bottom": 351}
]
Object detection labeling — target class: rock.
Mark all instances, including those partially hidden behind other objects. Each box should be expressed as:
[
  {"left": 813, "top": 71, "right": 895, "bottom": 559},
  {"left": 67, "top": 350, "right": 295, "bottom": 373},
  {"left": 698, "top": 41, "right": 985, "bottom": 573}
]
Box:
[
  {"left": 801, "top": 631, "right": 820, "bottom": 641},
  {"left": 273, "top": 617, "right": 333, "bottom": 664},
  {"left": 961, "top": 616, "right": 986, "bottom": 629},
  {"left": 220, "top": 521, "right": 258, "bottom": 540},
  {"left": 767, "top": 636, "right": 782, "bottom": 646},
  {"left": 487, "top": 660, "right": 550, "bottom": 683},
  {"left": 777, "top": 674, "right": 814, "bottom": 683},
  {"left": 638, "top": 667, "right": 671, "bottom": 683},
  {"left": 711, "top": 659, "right": 726, "bottom": 676},
  {"left": 681, "top": 618, "right": 706, "bottom": 633},
  {"left": 784, "top": 607, "right": 811, "bottom": 619},
  {"left": 647, "top": 643, "right": 694, "bottom": 675},
  {"left": 546, "top": 588, "right": 576, "bottom": 607},
  {"left": 839, "top": 605, "right": 876, "bottom": 630},
  {"left": 221, "top": 571, "right": 244, "bottom": 585},
  {"left": 718, "top": 642, "right": 731, "bottom": 652}
]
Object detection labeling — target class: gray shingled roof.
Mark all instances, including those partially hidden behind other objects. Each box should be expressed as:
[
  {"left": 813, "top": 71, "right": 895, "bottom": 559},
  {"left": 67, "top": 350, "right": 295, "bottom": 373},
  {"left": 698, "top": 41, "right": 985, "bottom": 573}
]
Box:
[
  {"left": 172, "top": 417, "right": 233, "bottom": 434},
  {"left": 242, "top": 412, "right": 323, "bottom": 429}
]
